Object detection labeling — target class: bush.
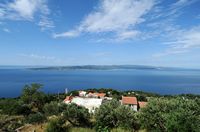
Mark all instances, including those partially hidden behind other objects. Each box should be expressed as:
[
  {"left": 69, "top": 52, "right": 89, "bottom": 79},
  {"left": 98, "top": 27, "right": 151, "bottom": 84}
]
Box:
[
  {"left": 26, "top": 112, "right": 46, "bottom": 124},
  {"left": 0, "top": 99, "right": 31, "bottom": 115},
  {"left": 95, "top": 99, "right": 139, "bottom": 131},
  {"left": 63, "top": 103, "right": 90, "bottom": 127},
  {"left": 21, "top": 83, "right": 46, "bottom": 111},
  {"left": 115, "top": 105, "right": 139, "bottom": 130},
  {"left": 95, "top": 99, "right": 120, "bottom": 129},
  {"left": 139, "top": 97, "right": 200, "bottom": 132},
  {"left": 43, "top": 101, "right": 59, "bottom": 116},
  {"left": 45, "top": 118, "right": 67, "bottom": 132}
]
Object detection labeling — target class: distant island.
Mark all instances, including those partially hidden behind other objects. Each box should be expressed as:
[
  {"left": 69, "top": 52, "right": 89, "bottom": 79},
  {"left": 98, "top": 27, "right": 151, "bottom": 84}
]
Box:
[{"left": 29, "top": 65, "right": 197, "bottom": 71}]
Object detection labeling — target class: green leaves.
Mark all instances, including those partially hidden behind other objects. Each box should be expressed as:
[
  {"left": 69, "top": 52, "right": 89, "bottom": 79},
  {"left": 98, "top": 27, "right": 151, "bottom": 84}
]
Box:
[
  {"left": 45, "top": 118, "right": 67, "bottom": 132},
  {"left": 43, "top": 101, "right": 60, "bottom": 116},
  {"left": 95, "top": 99, "right": 139, "bottom": 131},
  {"left": 63, "top": 103, "right": 90, "bottom": 127},
  {"left": 139, "top": 97, "right": 200, "bottom": 132},
  {"left": 21, "top": 83, "right": 45, "bottom": 111},
  {"left": 26, "top": 112, "right": 46, "bottom": 124}
]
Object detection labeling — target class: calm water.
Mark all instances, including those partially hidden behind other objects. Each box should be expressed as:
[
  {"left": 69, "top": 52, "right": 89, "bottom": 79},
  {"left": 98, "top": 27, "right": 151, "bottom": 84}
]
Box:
[{"left": 1, "top": 68, "right": 200, "bottom": 97}]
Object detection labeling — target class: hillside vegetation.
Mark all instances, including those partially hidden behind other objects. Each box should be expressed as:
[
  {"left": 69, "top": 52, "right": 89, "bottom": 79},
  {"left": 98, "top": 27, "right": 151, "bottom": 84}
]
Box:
[{"left": 0, "top": 83, "right": 200, "bottom": 132}]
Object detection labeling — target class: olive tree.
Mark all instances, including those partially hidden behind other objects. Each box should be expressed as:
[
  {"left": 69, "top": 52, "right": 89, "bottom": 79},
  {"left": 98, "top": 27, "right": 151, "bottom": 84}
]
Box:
[
  {"left": 95, "top": 99, "right": 139, "bottom": 131},
  {"left": 63, "top": 103, "right": 90, "bottom": 127},
  {"left": 139, "top": 97, "right": 200, "bottom": 132},
  {"left": 43, "top": 101, "right": 60, "bottom": 116},
  {"left": 21, "top": 83, "right": 46, "bottom": 111}
]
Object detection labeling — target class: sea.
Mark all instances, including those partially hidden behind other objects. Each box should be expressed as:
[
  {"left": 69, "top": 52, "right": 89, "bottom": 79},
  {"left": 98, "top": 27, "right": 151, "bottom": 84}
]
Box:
[{"left": 1, "top": 66, "right": 200, "bottom": 97}]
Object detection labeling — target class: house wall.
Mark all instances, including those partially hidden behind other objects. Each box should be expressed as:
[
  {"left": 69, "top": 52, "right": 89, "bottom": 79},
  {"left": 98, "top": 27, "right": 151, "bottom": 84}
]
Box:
[
  {"left": 71, "top": 97, "right": 103, "bottom": 113},
  {"left": 130, "top": 104, "right": 137, "bottom": 111}
]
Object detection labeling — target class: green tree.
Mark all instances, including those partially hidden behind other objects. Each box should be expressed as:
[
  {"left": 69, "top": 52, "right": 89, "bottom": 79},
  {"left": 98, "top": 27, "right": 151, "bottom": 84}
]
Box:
[
  {"left": 95, "top": 99, "right": 120, "bottom": 129},
  {"left": 43, "top": 101, "right": 59, "bottom": 116},
  {"left": 26, "top": 112, "right": 46, "bottom": 124},
  {"left": 63, "top": 103, "right": 90, "bottom": 127},
  {"left": 0, "top": 99, "right": 31, "bottom": 115},
  {"left": 95, "top": 99, "right": 139, "bottom": 131},
  {"left": 115, "top": 105, "right": 139, "bottom": 130},
  {"left": 45, "top": 118, "right": 67, "bottom": 132},
  {"left": 67, "top": 90, "right": 79, "bottom": 96},
  {"left": 21, "top": 83, "right": 45, "bottom": 111},
  {"left": 139, "top": 97, "right": 200, "bottom": 132}
]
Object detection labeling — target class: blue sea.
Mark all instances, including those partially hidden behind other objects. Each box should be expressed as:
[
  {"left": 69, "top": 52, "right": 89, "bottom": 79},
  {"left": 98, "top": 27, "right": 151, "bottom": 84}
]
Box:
[{"left": 1, "top": 67, "right": 200, "bottom": 97}]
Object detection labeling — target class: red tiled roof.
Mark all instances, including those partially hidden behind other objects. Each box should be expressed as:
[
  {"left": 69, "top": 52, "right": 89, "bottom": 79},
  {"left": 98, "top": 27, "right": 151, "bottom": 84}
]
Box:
[
  {"left": 64, "top": 96, "right": 73, "bottom": 102},
  {"left": 122, "top": 96, "right": 137, "bottom": 105},
  {"left": 138, "top": 101, "right": 147, "bottom": 108},
  {"left": 95, "top": 93, "right": 106, "bottom": 97}
]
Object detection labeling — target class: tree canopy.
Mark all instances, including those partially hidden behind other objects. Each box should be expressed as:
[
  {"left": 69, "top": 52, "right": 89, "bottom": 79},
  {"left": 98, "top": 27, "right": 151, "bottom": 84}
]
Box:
[
  {"left": 63, "top": 103, "right": 90, "bottom": 127},
  {"left": 139, "top": 97, "right": 200, "bottom": 132}
]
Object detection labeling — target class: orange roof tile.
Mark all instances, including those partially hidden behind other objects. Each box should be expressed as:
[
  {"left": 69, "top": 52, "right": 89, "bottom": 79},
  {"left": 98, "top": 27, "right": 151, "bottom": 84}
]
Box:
[
  {"left": 122, "top": 96, "right": 137, "bottom": 105},
  {"left": 64, "top": 96, "right": 73, "bottom": 102},
  {"left": 95, "top": 93, "right": 106, "bottom": 97}
]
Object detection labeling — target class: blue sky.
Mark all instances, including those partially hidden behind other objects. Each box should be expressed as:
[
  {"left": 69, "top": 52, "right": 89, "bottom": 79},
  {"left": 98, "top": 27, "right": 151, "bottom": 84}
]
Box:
[{"left": 0, "top": 0, "right": 200, "bottom": 68}]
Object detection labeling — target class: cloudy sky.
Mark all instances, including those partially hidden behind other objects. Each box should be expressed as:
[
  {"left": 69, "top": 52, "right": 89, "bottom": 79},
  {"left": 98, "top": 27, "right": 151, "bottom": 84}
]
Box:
[{"left": 0, "top": 0, "right": 200, "bottom": 68}]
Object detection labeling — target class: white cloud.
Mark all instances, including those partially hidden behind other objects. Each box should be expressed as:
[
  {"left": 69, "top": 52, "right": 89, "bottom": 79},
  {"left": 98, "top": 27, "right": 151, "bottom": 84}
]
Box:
[
  {"left": 8, "top": 0, "right": 40, "bottom": 20},
  {"left": 0, "top": 0, "right": 54, "bottom": 30},
  {"left": 154, "top": 26, "right": 200, "bottom": 57},
  {"left": 54, "top": 0, "right": 155, "bottom": 40},
  {"left": 171, "top": 0, "right": 196, "bottom": 9},
  {"left": 19, "top": 53, "right": 61, "bottom": 62},
  {"left": 53, "top": 29, "right": 81, "bottom": 38},
  {"left": 18, "top": 54, "right": 56, "bottom": 60},
  {"left": 115, "top": 30, "right": 140, "bottom": 41},
  {"left": 38, "top": 16, "right": 54, "bottom": 30},
  {"left": 170, "top": 27, "right": 200, "bottom": 49},
  {"left": 3, "top": 28, "right": 10, "bottom": 33},
  {"left": 155, "top": 0, "right": 198, "bottom": 18}
]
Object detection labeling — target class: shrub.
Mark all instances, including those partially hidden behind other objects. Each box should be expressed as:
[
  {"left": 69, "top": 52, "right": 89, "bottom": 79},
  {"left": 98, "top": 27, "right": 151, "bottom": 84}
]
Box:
[
  {"left": 43, "top": 101, "right": 59, "bottom": 116},
  {"left": 95, "top": 99, "right": 139, "bottom": 131},
  {"left": 95, "top": 99, "right": 120, "bottom": 129},
  {"left": 139, "top": 97, "right": 200, "bottom": 132},
  {"left": 0, "top": 99, "right": 31, "bottom": 115},
  {"left": 21, "top": 83, "right": 46, "bottom": 111},
  {"left": 45, "top": 118, "right": 67, "bottom": 132},
  {"left": 63, "top": 103, "right": 90, "bottom": 127},
  {"left": 26, "top": 112, "right": 46, "bottom": 124}
]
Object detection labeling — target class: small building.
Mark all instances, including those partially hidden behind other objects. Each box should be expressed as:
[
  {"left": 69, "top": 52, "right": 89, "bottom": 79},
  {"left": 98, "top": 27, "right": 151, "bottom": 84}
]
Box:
[
  {"left": 94, "top": 93, "right": 106, "bottom": 98},
  {"left": 86, "top": 92, "right": 106, "bottom": 99},
  {"left": 138, "top": 101, "right": 147, "bottom": 109},
  {"left": 86, "top": 92, "right": 96, "bottom": 98},
  {"left": 79, "top": 91, "right": 87, "bottom": 97},
  {"left": 63, "top": 96, "right": 73, "bottom": 104},
  {"left": 71, "top": 97, "right": 103, "bottom": 113},
  {"left": 121, "top": 96, "right": 138, "bottom": 111}
]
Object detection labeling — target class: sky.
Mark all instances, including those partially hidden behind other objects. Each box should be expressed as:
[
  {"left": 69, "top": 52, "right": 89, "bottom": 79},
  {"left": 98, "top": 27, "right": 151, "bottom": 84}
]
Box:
[{"left": 0, "top": 0, "right": 200, "bottom": 68}]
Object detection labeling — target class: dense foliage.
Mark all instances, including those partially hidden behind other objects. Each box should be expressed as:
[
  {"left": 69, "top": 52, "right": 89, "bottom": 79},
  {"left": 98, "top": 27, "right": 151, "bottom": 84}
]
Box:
[
  {"left": 43, "top": 101, "right": 60, "bottom": 116},
  {"left": 26, "top": 112, "right": 46, "bottom": 124},
  {"left": 95, "top": 99, "right": 139, "bottom": 131},
  {"left": 63, "top": 103, "right": 90, "bottom": 127},
  {"left": 1, "top": 83, "right": 200, "bottom": 132},
  {"left": 139, "top": 97, "right": 200, "bottom": 132},
  {"left": 45, "top": 118, "right": 67, "bottom": 132}
]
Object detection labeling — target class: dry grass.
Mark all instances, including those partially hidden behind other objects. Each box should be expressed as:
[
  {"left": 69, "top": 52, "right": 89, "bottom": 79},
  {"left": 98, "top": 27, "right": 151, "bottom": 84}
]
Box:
[
  {"left": 16, "top": 123, "right": 47, "bottom": 132},
  {"left": 69, "top": 127, "right": 95, "bottom": 132}
]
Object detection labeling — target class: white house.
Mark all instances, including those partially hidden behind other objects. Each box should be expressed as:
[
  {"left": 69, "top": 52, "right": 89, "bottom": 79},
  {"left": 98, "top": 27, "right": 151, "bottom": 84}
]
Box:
[
  {"left": 71, "top": 97, "right": 103, "bottom": 113},
  {"left": 121, "top": 96, "right": 138, "bottom": 111},
  {"left": 79, "top": 91, "right": 87, "bottom": 97}
]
